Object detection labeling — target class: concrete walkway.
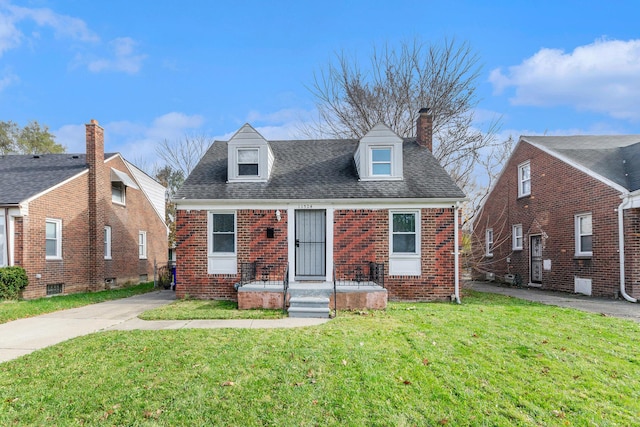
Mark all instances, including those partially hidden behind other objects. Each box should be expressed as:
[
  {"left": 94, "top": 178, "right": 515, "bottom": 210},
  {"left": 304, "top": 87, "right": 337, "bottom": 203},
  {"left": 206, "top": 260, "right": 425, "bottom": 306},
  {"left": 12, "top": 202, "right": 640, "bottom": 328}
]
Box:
[
  {"left": 469, "top": 281, "right": 640, "bottom": 323},
  {"left": 0, "top": 290, "right": 329, "bottom": 364}
]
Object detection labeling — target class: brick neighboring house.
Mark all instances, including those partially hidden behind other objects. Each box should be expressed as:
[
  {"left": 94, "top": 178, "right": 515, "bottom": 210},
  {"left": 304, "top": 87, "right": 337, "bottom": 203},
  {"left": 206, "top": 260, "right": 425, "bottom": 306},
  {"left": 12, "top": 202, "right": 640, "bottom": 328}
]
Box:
[
  {"left": 174, "top": 109, "right": 467, "bottom": 314},
  {"left": 474, "top": 135, "right": 640, "bottom": 300},
  {"left": 0, "top": 119, "right": 168, "bottom": 299}
]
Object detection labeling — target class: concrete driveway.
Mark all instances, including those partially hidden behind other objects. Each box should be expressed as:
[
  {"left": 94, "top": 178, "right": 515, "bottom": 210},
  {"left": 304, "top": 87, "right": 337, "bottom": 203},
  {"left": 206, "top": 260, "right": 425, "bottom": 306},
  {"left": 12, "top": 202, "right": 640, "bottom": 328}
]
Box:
[
  {"left": 468, "top": 281, "right": 640, "bottom": 323},
  {"left": 0, "top": 290, "right": 329, "bottom": 364}
]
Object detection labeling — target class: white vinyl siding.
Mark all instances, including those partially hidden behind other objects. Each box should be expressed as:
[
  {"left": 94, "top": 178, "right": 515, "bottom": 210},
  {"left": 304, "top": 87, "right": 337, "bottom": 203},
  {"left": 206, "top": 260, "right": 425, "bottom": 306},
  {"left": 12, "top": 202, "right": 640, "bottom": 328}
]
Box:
[
  {"left": 0, "top": 211, "right": 6, "bottom": 267},
  {"left": 138, "top": 231, "right": 147, "bottom": 259},
  {"left": 46, "top": 218, "right": 62, "bottom": 260},
  {"left": 518, "top": 161, "right": 531, "bottom": 197},
  {"left": 512, "top": 224, "right": 523, "bottom": 250},
  {"left": 485, "top": 228, "right": 494, "bottom": 257},
  {"left": 575, "top": 213, "right": 593, "bottom": 257}
]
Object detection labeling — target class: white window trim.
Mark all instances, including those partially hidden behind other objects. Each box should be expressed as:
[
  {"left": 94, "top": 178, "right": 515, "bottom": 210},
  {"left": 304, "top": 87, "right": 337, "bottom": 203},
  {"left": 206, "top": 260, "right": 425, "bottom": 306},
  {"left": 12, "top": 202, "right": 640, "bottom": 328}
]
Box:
[
  {"left": 512, "top": 224, "right": 523, "bottom": 251},
  {"left": 575, "top": 213, "right": 593, "bottom": 257},
  {"left": 237, "top": 147, "right": 260, "bottom": 177},
  {"left": 45, "top": 218, "right": 63, "bottom": 260},
  {"left": 370, "top": 146, "right": 393, "bottom": 177},
  {"left": 112, "top": 182, "right": 126, "bottom": 205},
  {"left": 485, "top": 228, "right": 494, "bottom": 257},
  {"left": 388, "top": 210, "right": 421, "bottom": 276},
  {"left": 104, "top": 226, "right": 112, "bottom": 260},
  {"left": 207, "top": 211, "right": 238, "bottom": 274},
  {"left": 0, "top": 210, "right": 6, "bottom": 267},
  {"left": 518, "top": 161, "right": 531, "bottom": 197},
  {"left": 138, "top": 230, "right": 147, "bottom": 260}
]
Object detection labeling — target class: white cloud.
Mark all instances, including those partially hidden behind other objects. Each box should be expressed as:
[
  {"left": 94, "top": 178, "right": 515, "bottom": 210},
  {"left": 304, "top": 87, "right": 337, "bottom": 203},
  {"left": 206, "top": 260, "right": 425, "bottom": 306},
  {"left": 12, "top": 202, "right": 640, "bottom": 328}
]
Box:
[
  {"left": 0, "top": 8, "right": 21, "bottom": 55},
  {"left": 489, "top": 38, "right": 640, "bottom": 121},
  {"left": 87, "top": 37, "right": 146, "bottom": 74},
  {"left": 0, "top": 69, "right": 17, "bottom": 91}
]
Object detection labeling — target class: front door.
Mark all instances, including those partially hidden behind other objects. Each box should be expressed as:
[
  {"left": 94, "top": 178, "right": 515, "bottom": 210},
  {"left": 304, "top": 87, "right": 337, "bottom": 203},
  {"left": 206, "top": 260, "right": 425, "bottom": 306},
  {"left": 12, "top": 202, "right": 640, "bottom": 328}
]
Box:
[
  {"left": 295, "top": 210, "right": 326, "bottom": 279},
  {"left": 530, "top": 235, "right": 543, "bottom": 284}
]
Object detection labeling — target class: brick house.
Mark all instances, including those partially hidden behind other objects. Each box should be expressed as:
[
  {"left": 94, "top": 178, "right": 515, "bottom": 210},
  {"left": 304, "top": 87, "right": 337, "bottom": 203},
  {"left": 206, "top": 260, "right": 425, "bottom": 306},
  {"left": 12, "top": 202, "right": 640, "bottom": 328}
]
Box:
[
  {"left": 474, "top": 135, "right": 640, "bottom": 301},
  {"left": 0, "top": 119, "right": 168, "bottom": 299},
  {"left": 174, "top": 109, "right": 466, "bottom": 315}
]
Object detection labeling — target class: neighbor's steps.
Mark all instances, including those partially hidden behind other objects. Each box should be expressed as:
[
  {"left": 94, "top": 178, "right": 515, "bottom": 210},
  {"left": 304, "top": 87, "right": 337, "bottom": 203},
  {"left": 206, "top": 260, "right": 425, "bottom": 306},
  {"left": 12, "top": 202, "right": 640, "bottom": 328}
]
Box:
[{"left": 287, "top": 296, "right": 330, "bottom": 318}]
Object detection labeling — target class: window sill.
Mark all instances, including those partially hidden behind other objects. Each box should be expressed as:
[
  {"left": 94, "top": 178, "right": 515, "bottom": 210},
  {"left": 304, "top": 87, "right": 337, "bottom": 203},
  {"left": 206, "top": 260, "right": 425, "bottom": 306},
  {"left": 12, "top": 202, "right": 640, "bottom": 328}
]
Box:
[
  {"left": 516, "top": 194, "right": 531, "bottom": 200},
  {"left": 112, "top": 201, "right": 126, "bottom": 207},
  {"left": 485, "top": 254, "right": 494, "bottom": 258},
  {"left": 46, "top": 257, "right": 63, "bottom": 261},
  {"left": 574, "top": 255, "right": 592, "bottom": 260},
  {"left": 512, "top": 248, "right": 522, "bottom": 252}
]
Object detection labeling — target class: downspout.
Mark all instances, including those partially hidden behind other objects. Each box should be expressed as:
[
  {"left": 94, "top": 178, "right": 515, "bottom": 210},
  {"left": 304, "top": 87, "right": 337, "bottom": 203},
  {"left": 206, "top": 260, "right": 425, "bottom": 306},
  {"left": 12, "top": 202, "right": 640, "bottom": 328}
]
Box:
[
  {"left": 2, "top": 207, "right": 8, "bottom": 266},
  {"left": 618, "top": 196, "right": 637, "bottom": 302},
  {"left": 453, "top": 202, "right": 461, "bottom": 304}
]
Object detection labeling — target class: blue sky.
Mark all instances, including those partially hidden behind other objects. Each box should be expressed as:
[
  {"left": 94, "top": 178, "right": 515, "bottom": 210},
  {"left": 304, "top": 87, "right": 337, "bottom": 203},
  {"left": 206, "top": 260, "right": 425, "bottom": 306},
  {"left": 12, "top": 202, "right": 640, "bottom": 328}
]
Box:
[{"left": 1, "top": 0, "right": 640, "bottom": 170}]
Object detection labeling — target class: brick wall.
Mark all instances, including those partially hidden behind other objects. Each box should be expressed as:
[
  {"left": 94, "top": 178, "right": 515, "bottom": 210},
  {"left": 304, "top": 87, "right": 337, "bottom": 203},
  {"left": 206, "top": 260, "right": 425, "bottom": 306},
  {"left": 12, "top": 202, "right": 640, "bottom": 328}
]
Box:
[
  {"left": 474, "top": 141, "right": 635, "bottom": 298},
  {"left": 177, "top": 207, "right": 458, "bottom": 302}
]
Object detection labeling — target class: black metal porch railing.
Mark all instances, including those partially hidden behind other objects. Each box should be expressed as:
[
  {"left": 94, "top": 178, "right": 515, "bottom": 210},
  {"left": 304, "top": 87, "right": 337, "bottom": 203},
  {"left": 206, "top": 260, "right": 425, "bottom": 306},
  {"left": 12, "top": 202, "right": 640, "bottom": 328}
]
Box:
[
  {"left": 333, "top": 262, "right": 385, "bottom": 288},
  {"left": 239, "top": 262, "right": 288, "bottom": 287},
  {"left": 282, "top": 263, "right": 289, "bottom": 314},
  {"left": 333, "top": 262, "right": 385, "bottom": 317}
]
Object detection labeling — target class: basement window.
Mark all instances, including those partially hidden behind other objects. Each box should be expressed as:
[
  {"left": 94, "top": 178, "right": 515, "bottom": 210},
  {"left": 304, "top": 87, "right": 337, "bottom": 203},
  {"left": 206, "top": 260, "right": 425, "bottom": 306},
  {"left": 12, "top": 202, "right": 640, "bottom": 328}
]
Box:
[{"left": 46, "top": 283, "right": 63, "bottom": 296}]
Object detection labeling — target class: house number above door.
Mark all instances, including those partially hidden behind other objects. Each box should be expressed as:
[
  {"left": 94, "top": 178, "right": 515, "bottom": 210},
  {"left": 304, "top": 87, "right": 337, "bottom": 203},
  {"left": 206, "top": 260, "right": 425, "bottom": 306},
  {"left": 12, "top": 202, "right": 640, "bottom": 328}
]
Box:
[{"left": 298, "top": 204, "right": 313, "bottom": 209}]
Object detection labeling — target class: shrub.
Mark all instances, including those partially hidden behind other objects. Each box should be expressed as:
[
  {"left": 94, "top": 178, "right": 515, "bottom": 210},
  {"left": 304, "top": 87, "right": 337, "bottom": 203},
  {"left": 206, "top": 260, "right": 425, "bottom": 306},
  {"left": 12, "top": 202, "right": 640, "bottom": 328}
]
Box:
[{"left": 0, "top": 266, "right": 29, "bottom": 300}]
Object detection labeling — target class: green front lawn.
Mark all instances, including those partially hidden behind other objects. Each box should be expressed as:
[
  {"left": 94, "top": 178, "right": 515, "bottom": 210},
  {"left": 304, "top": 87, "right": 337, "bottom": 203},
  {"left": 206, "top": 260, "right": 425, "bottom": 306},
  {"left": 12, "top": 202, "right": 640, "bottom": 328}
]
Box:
[
  {"left": 1, "top": 291, "right": 639, "bottom": 426},
  {"left": 0, "top": 282, "right": 155, "bottom": 324},
  {"left": 140, "top": 298, "right": 285, "bottom": 320}
]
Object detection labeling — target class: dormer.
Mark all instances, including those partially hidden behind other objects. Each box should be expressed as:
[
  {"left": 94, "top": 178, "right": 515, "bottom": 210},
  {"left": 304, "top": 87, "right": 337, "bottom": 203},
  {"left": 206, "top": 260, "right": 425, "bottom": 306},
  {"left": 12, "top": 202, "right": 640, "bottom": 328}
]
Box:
[
  {"left": 354, "top": 123, "right": 404, "bottom": 181},
  {"left": 227, "top": 124, "right": 274, "bottom": 182}
]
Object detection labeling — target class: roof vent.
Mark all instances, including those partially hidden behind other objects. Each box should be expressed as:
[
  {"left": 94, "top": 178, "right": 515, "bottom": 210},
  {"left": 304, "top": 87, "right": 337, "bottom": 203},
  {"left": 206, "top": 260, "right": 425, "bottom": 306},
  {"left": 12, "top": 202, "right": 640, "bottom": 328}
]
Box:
[
  {"left": 72, "top": 155, "right": 79, "bottom": 159},
  {"left": 33, "top": 155, "right": 40, "bottom": 159}
]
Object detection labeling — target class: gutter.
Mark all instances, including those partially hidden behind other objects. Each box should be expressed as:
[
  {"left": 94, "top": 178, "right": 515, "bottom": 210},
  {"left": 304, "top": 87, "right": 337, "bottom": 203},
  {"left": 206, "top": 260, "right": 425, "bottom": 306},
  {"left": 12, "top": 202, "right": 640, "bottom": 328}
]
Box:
[
  {"left": 618, "top": 195, "right": 637, "bottom": 303},
  {"left": 453, "top": 202, "right": 461, "bottom": 304}
]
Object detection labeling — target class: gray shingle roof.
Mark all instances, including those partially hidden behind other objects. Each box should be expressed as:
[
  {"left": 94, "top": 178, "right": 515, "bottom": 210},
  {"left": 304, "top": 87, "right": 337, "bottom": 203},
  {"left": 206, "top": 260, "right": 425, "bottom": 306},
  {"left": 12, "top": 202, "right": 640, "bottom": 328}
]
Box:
[
  {"left": 0, "top": 153, "right": 116, "bottom": 205},
  {"left": 522, "top": 135, "right": 640, "bottom": 192},
  {"left": 175, "top": 138, "right": 466, "bottom": 201}
]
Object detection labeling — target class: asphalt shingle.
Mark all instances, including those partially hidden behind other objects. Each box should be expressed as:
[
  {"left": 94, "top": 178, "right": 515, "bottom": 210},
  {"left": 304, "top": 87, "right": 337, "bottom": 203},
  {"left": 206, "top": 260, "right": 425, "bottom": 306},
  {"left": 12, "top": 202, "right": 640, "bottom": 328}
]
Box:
[
  {"left": 522, "top": 135, "right": 640, "bottom": 192},
  {"left": 175, "top": 138, "right": 466, "bottom": 201},
  {"left": 0, "top": 153, "right": 116, "bottom": 205}
]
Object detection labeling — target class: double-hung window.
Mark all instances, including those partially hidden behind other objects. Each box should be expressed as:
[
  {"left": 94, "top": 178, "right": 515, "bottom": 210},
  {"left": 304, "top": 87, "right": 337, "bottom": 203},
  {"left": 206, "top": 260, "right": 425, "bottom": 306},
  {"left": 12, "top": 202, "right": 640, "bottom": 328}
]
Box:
[
  {"left": 138, "top": 231, "right": 147, "bottom": 259},
  {"left": 112, "top": 182, "right": 125, "bottom": 204},
  {"left": 237, "top": 148, "right": 259, "bottom": 176},
  {"left": 575, "top": 213, "right": 593, "bottom": 257},
  {"left": 211, "top": 213, "right": 235, "bottom": 254},
  {"left": 485, "top": 228, "right": 494, "bottom": 257},
  {"left": 46, "top": 218, "right": 62, "bottom": 260},
  {"left": 512, "top": 224, "right": 523, "bottom": 250},
  {"left": 518, "top": 161, "right": 531, "bottom": 197},
  {"left": 371, "top": 148, "right": 392, "bottom": 176},
  {"left": 104, "top": 226, "right": 112, "bottom": 259},
  {"left": 392, "top": 212, "right": 417, "bottom": 254}
]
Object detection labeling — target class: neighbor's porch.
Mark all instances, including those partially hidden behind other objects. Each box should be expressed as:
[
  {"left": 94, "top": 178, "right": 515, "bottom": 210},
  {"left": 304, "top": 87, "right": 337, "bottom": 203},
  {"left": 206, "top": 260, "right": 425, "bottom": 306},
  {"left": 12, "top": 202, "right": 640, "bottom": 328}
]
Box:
[{"left": 236, "top": 262, "right": 387, "bottom": 313}]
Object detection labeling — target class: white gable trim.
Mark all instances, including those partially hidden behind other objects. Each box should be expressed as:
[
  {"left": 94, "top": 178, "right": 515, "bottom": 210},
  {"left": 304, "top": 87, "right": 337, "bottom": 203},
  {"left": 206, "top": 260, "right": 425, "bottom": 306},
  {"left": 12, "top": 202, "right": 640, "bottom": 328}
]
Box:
[
  {"left": 120, "top": 158, "right": 168, "bottom": 227},
  {"left": 523, "top": 138, "right": 629, "bottom": 194}
]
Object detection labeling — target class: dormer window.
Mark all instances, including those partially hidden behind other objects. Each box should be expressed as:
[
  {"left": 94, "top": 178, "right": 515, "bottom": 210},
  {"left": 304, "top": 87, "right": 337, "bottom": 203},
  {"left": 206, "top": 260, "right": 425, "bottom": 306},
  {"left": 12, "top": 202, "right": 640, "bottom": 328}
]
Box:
[
  {"left": 238, "top": 148, "right": 259, "bottom": 176},
  {"left": 227, "top": 123, "right": 274, "bottom": 182},
  {"left": 371, "top": 148, "right": 392, "bottom": 176},
  {"left": 355, "top": 123, "right": 403, "bottom": 181}
]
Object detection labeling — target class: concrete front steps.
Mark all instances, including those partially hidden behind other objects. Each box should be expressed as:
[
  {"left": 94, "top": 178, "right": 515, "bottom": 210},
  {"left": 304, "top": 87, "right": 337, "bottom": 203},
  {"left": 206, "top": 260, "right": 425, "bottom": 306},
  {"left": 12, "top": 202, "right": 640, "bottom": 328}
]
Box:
[{"left": 287, "top": 285, "right": 331, "bottom": 318}]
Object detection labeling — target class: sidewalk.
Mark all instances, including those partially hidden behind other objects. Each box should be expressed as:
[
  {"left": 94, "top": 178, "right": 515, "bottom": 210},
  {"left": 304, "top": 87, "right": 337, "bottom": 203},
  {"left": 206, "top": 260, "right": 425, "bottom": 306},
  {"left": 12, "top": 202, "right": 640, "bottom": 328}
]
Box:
[
  {"left": 468, "top": 281, "right": 640, "bottom": 323},
  {"left": 0, "top": 290, "right": 329, "bottom": 363}
]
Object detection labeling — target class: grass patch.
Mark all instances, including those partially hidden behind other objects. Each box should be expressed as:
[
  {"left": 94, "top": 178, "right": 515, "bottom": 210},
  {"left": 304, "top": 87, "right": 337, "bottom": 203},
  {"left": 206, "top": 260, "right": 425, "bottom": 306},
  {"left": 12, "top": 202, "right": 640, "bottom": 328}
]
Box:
[
  {"left": 1, "top": 291, "right": 639, "bottom": 425},
  {"left": 0, "top": 282, "right": 155, "bottom": 324},
  {"left": 139, "top": 299, "right": 285, "bottom": 320}
]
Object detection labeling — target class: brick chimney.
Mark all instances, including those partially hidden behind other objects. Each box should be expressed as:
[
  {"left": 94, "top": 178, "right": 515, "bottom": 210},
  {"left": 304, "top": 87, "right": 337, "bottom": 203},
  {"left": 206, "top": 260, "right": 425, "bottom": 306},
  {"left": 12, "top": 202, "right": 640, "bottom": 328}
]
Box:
[
  {"left": 86, "top": 119, "right": 106, "bottom": 290},
  {"left": 416, "top": 107, "right": 433, "bottom": 151}
]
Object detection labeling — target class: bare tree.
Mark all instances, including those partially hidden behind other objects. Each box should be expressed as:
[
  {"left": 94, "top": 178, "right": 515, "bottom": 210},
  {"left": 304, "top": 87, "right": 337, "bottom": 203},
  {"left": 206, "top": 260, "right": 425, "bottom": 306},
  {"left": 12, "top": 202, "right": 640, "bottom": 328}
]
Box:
[
  {"left": 304, "top": 38, "right": 511, "bottom": 224},
  {"left": 156, "top": 134, "right": 213, "bottom": 177}
]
